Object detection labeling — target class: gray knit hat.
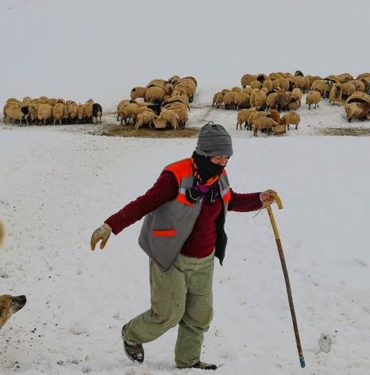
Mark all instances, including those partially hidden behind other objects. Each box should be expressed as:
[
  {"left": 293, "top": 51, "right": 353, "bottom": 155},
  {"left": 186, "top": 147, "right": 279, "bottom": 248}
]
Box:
[{"left": 195, "top": 122, "right": 233, "bottom": 157}]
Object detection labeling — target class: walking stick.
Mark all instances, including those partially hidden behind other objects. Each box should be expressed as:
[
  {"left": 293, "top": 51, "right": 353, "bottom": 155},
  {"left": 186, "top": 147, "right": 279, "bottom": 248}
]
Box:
[{"left": 266, "top": 193, "right": 306, "bottom": 368}]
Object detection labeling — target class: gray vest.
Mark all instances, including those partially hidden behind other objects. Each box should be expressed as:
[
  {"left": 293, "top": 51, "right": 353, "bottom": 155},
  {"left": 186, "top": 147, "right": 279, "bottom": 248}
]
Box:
[{"left": 138, "top": 159, "right": 230, "bottom": 272}]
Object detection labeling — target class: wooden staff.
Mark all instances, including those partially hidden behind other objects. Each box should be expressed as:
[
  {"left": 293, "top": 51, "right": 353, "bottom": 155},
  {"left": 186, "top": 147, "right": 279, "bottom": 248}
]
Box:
[{"left": 266, "top": 193, "right": 306, "bottom": 368}]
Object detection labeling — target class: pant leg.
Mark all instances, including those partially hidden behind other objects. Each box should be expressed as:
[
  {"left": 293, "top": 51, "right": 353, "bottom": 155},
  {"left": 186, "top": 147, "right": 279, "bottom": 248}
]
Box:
[
  {"left": 123, "top": 258, "right": 187, "bottom": 344},
  {"left": 175, "top": 252, "right": 215, "bottom": 368}
]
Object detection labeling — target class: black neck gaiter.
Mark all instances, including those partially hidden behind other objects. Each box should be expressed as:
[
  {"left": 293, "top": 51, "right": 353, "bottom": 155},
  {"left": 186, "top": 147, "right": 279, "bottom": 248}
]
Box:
[{"left": 192, "top": 151, "right": 224, "bottom": 184}]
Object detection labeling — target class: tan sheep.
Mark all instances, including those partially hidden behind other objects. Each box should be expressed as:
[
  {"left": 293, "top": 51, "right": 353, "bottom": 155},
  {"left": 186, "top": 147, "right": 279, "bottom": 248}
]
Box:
[
  {"left": 144, "top": 86, "right": 166, "bottom": 104},
  {"left": 281, "top": 111, "right": 301, "bottom": 130},
  {"left": 68, "top": 102, "right": 79, "bottom": 123},
  {"left": 162, "top": 102, "right": 188, "bottom": 127},
  {"left": 37, "top": 103, "right": 53, "bottom": 125},
  {"left": 341, "top": 81, "right": 356, "bottom": 99},
  {"left": 153, "top": 108, "right": 180, "bottom": 130},
  {"left": 135, "top": 110, "right": 156, "bottom": 129},
  {"left": 130, "top": 86, "right": 147, "bottom": 100},
  {"left": 4, "top": 104, "right": 30, "bottom": 125},
  {"left": 262, "top": 79, "right": 274, "bottom": 92},
  {"left": 241, "top": 73, "right": 257, "bottom": 88},
  {"left": 223, "top": 91, "right": 237, "bottom": 110},
  {"left": 252, "top": 90, "right": 267, "bottom": 110},
  {"left": 234, "top": 92, "right": 250, "bottom": 110},
  {"left": 266, "top": 92, "right": 279, "bottom": 109},
  {"left": 53, "top": 103, "right": 65, "bottom": 125},
  {"left": 306, "top": 91, "right": 322, "bottom": 110},
  {"left": 252, "top": 117, "right": 280, "bottom": 137},
  {"left": 292, "top": 76, "right": 306, "bottom": 92},
  {"left": 269, "top": 109, "right": 281, "bottom": 124},
  {"left": 118, "top": 102, "right": 138, "bottom": 125},
  {"left": 236, "top": 108, "right": 257, "bottom": 130},
  {"left": 328, "top": 83, "right": 342, "bottom": 106},
  {"left": 311, "top": 80, "right": 331, "bottom": 98},
  {"left": 82, "top": 102, "right": 93, "bottom": 123},
  {"left": 345, "top": 102, "right": 362, "bottom": 122}
]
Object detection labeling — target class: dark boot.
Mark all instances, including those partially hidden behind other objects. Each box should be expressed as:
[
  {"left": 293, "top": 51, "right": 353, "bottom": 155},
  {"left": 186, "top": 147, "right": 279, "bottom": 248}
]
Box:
[
  {"left": 122, "top": 325, "right": 144, "bottom": 363},
  {"left": 178, "top": 361, "right": 217, "bottom": 370}
]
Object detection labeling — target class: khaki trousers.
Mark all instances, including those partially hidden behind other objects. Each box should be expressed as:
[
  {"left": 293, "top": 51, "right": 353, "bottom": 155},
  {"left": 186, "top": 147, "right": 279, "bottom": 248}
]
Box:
[{"left": 123, "top": 251, "right": 215, "bottom": 367}]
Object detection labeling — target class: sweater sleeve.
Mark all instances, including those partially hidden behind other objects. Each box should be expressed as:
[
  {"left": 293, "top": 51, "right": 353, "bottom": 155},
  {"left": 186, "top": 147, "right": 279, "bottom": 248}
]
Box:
[
  {"left": 105, "top": 170, "right": 178, "bottom": 235},
  {"left": 227, "top": 189, "right": 263, "bottom": 212}
]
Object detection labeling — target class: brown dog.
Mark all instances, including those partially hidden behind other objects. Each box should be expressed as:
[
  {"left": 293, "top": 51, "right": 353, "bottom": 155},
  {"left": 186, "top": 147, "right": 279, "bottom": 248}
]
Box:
[{"left": 0, "top": 295, "right": 27, "bottom": 330}]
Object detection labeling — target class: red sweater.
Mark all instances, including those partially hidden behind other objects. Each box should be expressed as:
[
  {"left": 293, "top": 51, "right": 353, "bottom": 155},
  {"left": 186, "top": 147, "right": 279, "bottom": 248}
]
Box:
[{"left": 105, "top": 170, "right": 263, "bottom": 258}]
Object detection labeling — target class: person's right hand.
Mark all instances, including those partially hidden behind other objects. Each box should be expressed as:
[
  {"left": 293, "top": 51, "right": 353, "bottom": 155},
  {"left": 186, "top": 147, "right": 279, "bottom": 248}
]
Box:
[{"left": 90, "top": 223, "right": 112, "bottom": 250}]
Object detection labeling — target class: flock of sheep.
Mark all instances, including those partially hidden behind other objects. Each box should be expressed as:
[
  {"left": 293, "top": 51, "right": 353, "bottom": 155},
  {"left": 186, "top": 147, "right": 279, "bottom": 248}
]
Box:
[
  {"left": 115, "top": 75, "right": 197, "bottom": 130},
  {"left": 212, "top": 71, "right": 370, "bottom": 136},
  {"left": 3, "top": 97, "right": 103, "bottom": 126},
  {"left": 3, "top": 71, "right": 370, "bottom": 134}
]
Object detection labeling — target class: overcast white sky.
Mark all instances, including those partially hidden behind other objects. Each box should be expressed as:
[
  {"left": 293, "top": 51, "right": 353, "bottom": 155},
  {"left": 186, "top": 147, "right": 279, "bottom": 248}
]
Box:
[{"left": 1, "top": 0, "right": 370, "bottom": 108}]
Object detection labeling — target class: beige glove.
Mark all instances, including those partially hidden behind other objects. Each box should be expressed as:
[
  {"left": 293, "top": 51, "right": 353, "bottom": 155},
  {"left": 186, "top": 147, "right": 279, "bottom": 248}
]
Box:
[
  {"left": 90, "top": 223, "right": 112, "bottom": 250},
  {"left": 260, "top": 189, "right": 277, "bottom": 207}
]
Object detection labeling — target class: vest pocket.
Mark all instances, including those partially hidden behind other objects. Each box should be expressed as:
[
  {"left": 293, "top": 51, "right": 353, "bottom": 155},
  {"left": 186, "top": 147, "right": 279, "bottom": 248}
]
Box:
[{"left": 152, "top": 229, "right": 176, "bottom": 237}]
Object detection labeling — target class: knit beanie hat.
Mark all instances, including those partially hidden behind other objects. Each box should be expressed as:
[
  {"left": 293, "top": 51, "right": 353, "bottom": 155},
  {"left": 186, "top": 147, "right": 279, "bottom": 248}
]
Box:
[{"left": 195, "top": 122, "right": 233, "bottom": 157}]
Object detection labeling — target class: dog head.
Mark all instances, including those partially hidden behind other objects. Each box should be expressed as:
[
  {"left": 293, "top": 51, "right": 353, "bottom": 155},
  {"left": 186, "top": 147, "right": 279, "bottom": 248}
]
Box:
[{"left": 0, "top": 294, "right": 27, "bottom": 330}]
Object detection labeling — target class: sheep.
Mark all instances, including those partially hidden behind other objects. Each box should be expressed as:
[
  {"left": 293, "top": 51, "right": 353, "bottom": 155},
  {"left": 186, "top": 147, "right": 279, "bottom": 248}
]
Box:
[
  {"left": 212, "top": 92, "right": 224, "bottom": 108},
  {"left": 306, "top": 91, "right": 322, "bottom": 110},
  {"left": 173, "top": 80, "right": 196, "bottom": 102},
  {"left": 341, "top": 81, "right": 356, "bottom": 99},
  {"left": 234, "top": 92, "right": 250, "bottom": 110},
  {"left": 130, "top": 86, "right": 147, "bottom": 101},
  {"left": 250, "top": 90, "right": 267, "bottom": 110},
  {"left": 146, "top": 79, "right": 167, "bottom": 88},
  {"left": 277, "top": 77, "right": 290, "bottom": 91},
  {"left": 269, "top": 109, "right": 281, "bottom": 124},
  {"left": 248, "top": 80, "right": 261, "bottom": 89},
  {"left": 266, "top": 92, "right": 279, "bottom": 109},
  {"left": 328, "top": 83, "right": 342, "bottom": 106},
  {"left": 311, "top": 80, "right": 331, "bottom": 98},
  {"left": 236, "top": 108, "right": 256, "bottom": 130},
  {"left": 276, "top": 92, "right": 291, "bottom": 111},
  {"left": 281, "top": 111, "right": 301, "bottom": 130},
  {"left": 135, "top": 110, "right": 156, "bottom": 129},
  {"left": 293, "top": 76, "right": 306, "bottom": 92},
  {"left": 291, "top": 88, "right": 302, "bottom": 103},
  {"left": 53, "top": 103, "right": 65, "bottom": 125},
  {"left": 241, "top": 73, "right": 257, "bottom": 88},
  {"left": 345, "top": 102, "right": 362, "bottom": 122},
  {"left": 144, "top": 86, "right": 166, "bottom": 104},
  {"left": 262, "top": 79, "right": 274, "bottom": 92},
  {"left": 82, "top": 102, "right": 93, "bottom": 123},
  {"left": 168, "top": 75, "right": 180, "bottom": 85},
  {"left": 223, "top": 91, "right": 237, "bottom": 110},
  {"left": 37, "top": 103, "right": 53, "bottom": 125},
  {"left": 4, "top": 104, "right": 29, "bottom": 125},
  {"left": 92, "top": 103, "right": 103, "bottom": 124},
  {"left": 118, "top": 102, "right": 138, "bottom": 125},
  {"left": 211, "top": 92, "right": 218, "bottom": 107},
  {"left": 252, "top": 116, "right": 280, "bottom": 137},
  {"left": 153, "top": 108, "right": 180, "bottom": 130},
  {"left": 116, "top": 99, "right": 130, "bottom": 121},
  {"left": 248, "top": 111, "right": 270, "bottom": 131},
  {"left": 161, "top": 102, "right": 188, "bottom": 127},
  {"left": 68, "top": 102, "right": 79, "bottom": 123}
]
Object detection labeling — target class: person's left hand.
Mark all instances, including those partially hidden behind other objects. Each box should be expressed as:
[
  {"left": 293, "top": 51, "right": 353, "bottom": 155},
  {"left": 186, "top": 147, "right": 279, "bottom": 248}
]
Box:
[{"left": 260, "top": 189, "right": 277, "bottom": 207}]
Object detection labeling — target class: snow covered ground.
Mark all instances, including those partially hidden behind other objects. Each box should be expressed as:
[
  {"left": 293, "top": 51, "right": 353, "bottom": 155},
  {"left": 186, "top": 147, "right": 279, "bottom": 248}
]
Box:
[{"left": 1, "top": 1, "right": 370, "bottom": 374}]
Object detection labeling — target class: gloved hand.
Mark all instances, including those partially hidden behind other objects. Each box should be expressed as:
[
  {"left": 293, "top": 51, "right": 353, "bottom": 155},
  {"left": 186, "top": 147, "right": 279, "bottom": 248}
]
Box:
[
  {"left": 90, "top": 223, "right": 112, "bottom": 250},
  {"left": 260, "top": 189, "right": 277, "bottom": 207}
]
